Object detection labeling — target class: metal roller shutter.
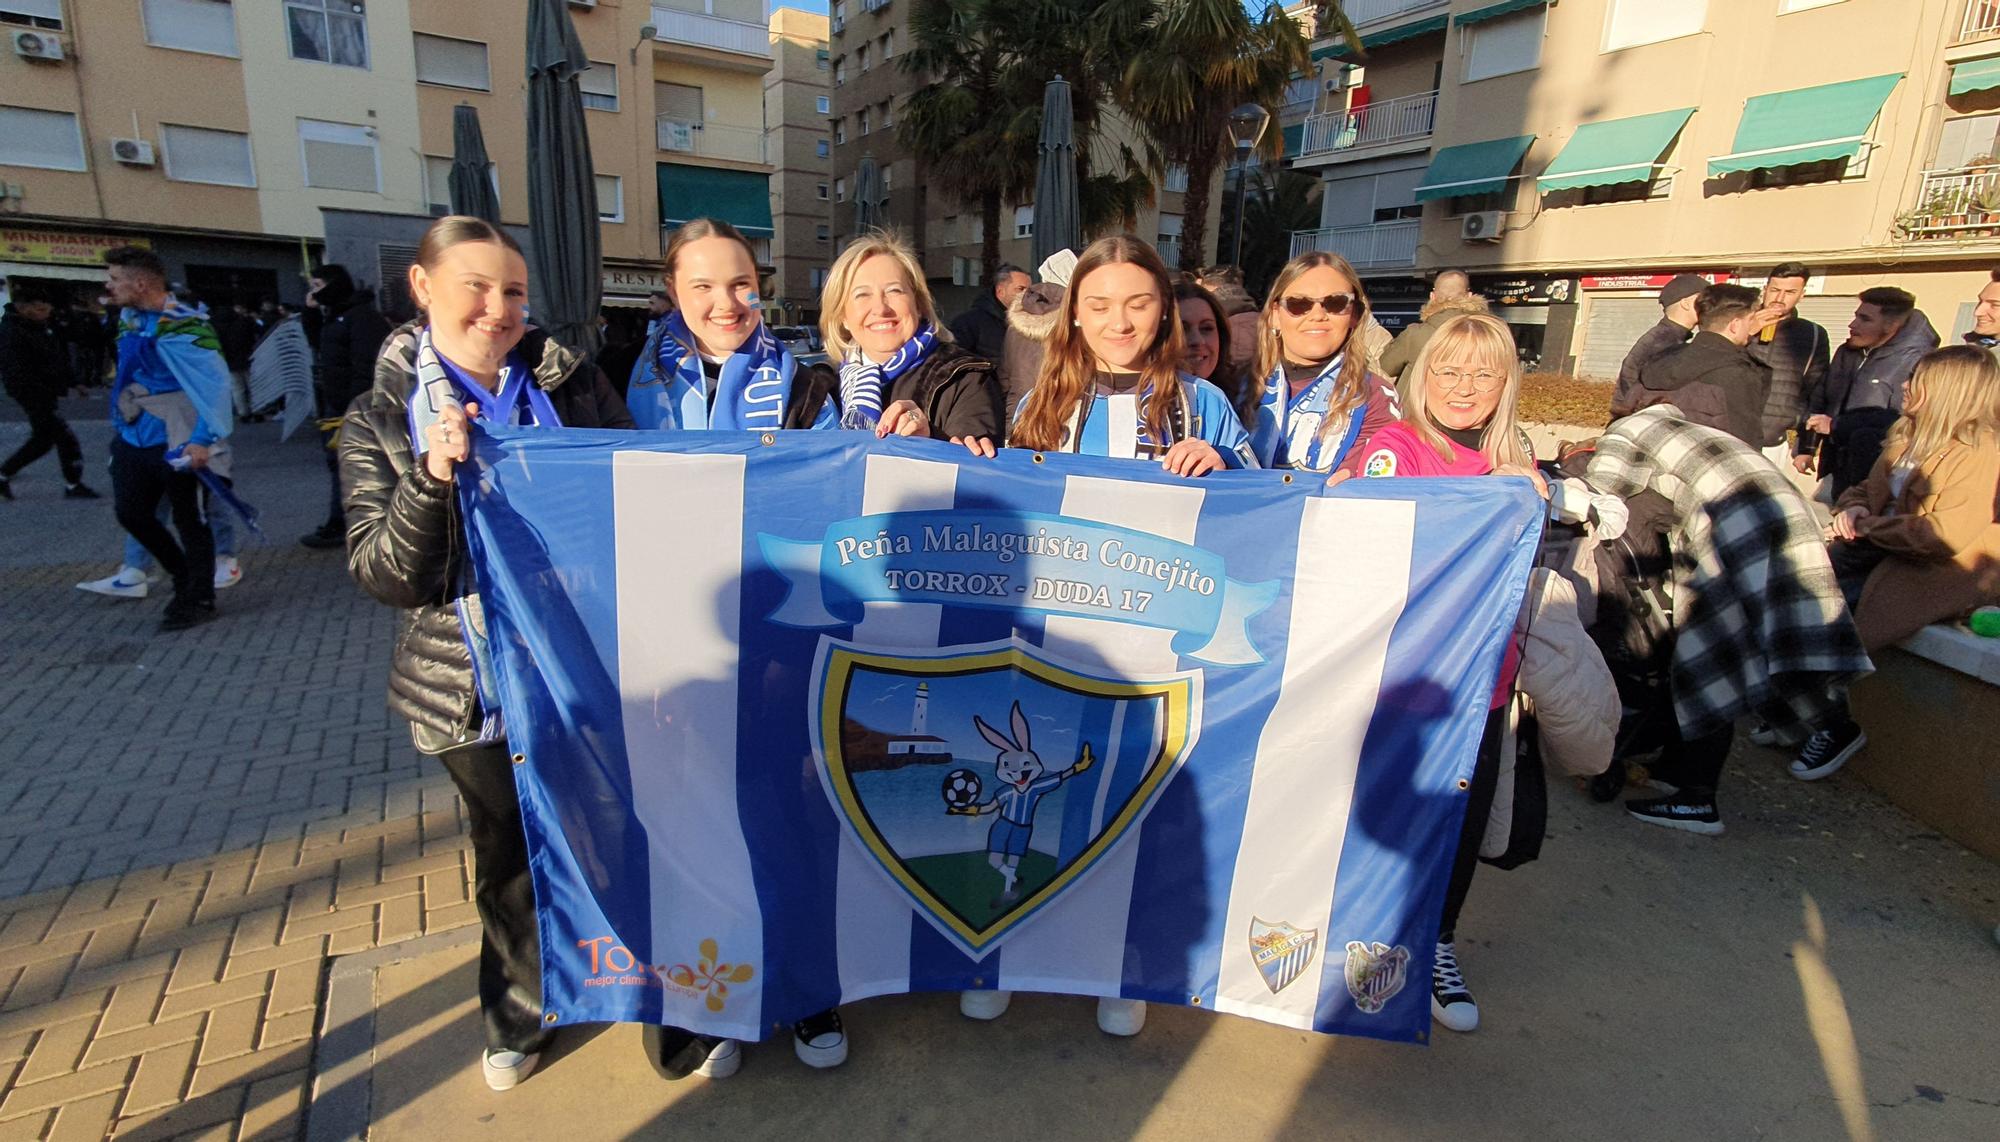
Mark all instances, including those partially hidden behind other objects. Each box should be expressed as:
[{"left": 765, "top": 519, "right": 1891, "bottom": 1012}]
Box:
[
  {"left": 1576, "top": 298, "right": 1662, "bottom": 381},
  {"left": 1794, "top": 296, "right": 1858, "bottom": 335}
]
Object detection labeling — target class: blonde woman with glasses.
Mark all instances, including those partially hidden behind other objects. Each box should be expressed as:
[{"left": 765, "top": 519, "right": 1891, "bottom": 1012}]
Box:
[{"left": 1346, "top": 311, "right": 1543, "bottom": 1036}]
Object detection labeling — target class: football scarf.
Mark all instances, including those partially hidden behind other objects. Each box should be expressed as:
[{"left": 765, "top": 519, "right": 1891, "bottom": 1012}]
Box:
[
  {"left": 634, "top": 311, "right": 796, "bottom": 431},
  {"left": 1254, "top": 354, "right": 1363, "bottom": 473},
  {"left": 838, "top": 322, "right": 937, "bottom": 430}
]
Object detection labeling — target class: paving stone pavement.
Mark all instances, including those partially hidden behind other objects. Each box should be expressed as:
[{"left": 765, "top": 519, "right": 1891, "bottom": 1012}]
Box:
[{"left": 0, "top": 398, "right": 477, "bottom": 1139}]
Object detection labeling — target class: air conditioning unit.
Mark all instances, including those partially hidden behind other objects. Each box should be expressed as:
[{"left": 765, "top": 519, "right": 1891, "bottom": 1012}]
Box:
[
  {"left": 11, "top": 30, "right": 64, "bottom": 61},
  {"left": 1460, "top": 211, "right": 1505, "bottom": 242},
  {"left": 832, "top": 15, "right": 845, "bottom": 33},
  {"left": 111, "top": 138, "right": 157, "bottom": 166}
]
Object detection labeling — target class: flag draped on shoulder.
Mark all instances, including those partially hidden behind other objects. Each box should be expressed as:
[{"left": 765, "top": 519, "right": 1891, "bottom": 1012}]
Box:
[{"left": 458, "top": 427, "right": 1543, "bottom": 1045}]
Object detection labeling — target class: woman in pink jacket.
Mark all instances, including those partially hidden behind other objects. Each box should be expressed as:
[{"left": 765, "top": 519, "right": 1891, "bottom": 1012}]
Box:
[{"left": 1340, "top": 311, "right": 1544, "bottom": 1035}]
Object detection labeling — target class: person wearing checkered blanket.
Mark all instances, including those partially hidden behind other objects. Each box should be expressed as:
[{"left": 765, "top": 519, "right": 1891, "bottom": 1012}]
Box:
[{"left": 1584, "top": 405, "right": 1873, "bottom": 835}]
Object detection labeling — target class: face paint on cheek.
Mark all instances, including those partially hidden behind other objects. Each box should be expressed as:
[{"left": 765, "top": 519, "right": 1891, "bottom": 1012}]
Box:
[{"left": 746, "top": 291, "right": 763, "bottom": 311}]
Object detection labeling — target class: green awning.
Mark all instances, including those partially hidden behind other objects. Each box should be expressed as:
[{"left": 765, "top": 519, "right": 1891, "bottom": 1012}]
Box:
[
  {"left": 1456, "top": 0, "right": 1548, "bottom": 27},
  {"left": 657, "top": 163, "right": 774, "bottom": 237},
  {"left": 1707, "top": 73, "right": 1902, "bottom": 177},
  {"left": 1951, "top": 57, "right": 2000, "bottom": 97},
  {"left": 1537, "top": 108, "right": 1695, "bottom": 193},
  {"left": 1311, "top": 14, "right": 1448, "bottom": 60},
  {"left": 1414, "top": 134, "right": 1535, "bottom": 201}
]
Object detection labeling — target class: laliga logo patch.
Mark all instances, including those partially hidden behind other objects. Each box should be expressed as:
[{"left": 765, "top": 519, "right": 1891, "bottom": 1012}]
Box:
[
  {"left": 1343, "top": 940, "right": 1410, "bottom": 1014},
  {"left": 1363, "top": 449, "right": 1397, "bottom": 477},
  {"left": 1248, "top": 918, "right": 1319, "bottom": 994}
]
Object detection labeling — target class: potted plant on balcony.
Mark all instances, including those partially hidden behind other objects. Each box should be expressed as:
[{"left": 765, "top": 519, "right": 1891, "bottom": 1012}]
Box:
[
  {"left": 1975, "top": 186, "right": 2000, "bottom": 235},
  {"left": 1965, "top": 152, "right": 1999, "bottom": 175}
]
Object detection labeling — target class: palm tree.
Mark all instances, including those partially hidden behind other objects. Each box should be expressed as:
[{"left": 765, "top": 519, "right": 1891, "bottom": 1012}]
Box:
[
  {"left": 1241, "top": 167, "right": 1324, "bottom": 297},
  {"left": 902, "top": 0, "right": 1158, "bottom": 281},
  {"left": 898, "top": 0, "right": 1038, "bottom": 282},
  {"left": 1119, "top": 1, "right": 1314, "bottom": 272}
]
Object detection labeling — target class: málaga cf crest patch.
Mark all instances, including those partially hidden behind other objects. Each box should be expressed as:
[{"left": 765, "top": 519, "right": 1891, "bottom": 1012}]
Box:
[{"left": 810, "top": 637, "right": 1200, "bottom": 958}]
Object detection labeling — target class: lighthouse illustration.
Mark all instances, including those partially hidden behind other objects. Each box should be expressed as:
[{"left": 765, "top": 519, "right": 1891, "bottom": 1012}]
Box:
[{"left": 886, "top": 682, "right": 952, "bottom": 762}]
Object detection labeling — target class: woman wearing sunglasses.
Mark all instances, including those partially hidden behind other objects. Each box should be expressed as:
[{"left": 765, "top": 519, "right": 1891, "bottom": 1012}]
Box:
[
  {"left": 1009, "top": 236, "right": 1255, "bottom": 474},
  {"left": 1247, "top": 252, "right": 1400, "bottom": 475},
  {"left": 1344, "top": 311, "right": 1542, "bottom": 1036}
]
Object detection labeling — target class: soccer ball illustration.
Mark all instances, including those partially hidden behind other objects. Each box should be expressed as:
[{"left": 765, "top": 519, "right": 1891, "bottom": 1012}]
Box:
[{"left": 941, "top": 768, "right": 981, "bottom": 809}]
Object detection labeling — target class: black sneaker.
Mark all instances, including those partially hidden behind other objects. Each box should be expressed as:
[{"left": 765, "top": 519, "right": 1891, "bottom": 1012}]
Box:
[
  {"left": 1626, "top": 787, "right": 1723, "bottom": 836},
  {"left": 63, "top": 482, "right": 101, "bottom": 500},
  {"left": 159, "top": 597, "right": 217, "bottom": 632},
  {"left": 1430, "top": 940, "right": 1478, "bottom": 1032},
  {"left": 793, "top": 1008, "right": 847, "bottom": 1068},
  {"left": 1790, "top": 723, "right": 1866, "bottom": 782},
  {"left": 299, "top": 524, "right": 346, "bottom": 550}
]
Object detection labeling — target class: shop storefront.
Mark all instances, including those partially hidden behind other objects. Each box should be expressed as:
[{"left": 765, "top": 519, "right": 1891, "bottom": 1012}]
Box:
[{"left": 1475, "top": 275, "right": 1578, "bottom": 373}]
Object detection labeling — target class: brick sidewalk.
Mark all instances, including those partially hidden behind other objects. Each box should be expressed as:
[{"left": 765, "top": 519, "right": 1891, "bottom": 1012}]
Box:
[{"left": 0, "top": 405, "right": 474, "bottom": 1138}]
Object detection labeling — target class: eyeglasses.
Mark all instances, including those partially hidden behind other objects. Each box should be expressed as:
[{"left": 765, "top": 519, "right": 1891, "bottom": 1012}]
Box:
[
  {"left": 1430, "top": 367, "right": 1505, "bottom": 392},
  {"left": 1279, "top": 293, "right": 1356, "bottom": 317}
]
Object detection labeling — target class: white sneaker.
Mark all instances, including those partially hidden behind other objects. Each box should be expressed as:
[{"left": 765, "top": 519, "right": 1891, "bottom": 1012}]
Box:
[
  {"left": 76, "top": 567, "right": 150, "bottom": 599},
  {"left": 213, "top": 555, "right": 242, "bottom": 590},
  {"left": 694, "top": 1037, "right": 740, "bottom": 1079},
  {"left": 1096, "top": 997, "right": 1146, "bottom": 1037},
  {"left": 481, "top": 1049, "right": 538, "bottom": 1091},
  {"left": 793, "top": 1009, "right": 847, "bottom": 1069},
  {"left": 959, "top": 990, "right": 1013, "bottom": 1021}
]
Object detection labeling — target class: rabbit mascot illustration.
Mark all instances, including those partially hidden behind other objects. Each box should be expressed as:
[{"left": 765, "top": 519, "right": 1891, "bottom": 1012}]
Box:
[{"left": 948, "top": 701, "right": 1095, "bottom": 900}]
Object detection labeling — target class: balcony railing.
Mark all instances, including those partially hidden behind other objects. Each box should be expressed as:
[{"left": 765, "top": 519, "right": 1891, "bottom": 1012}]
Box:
[
  {"left": 1960, "top": 0, "right": 2000, "bottom": 42},
  {"left": 1897, "top": 164, "right": 2000, "bottom": 241},
  {"left": 1297, "top": 90, "right": 1438, "bottom": 159},
  {"left": 1156, "top": 239, "right": 1182, "bottom": 267},
  {"left": 650, "top": 5, "right": 772, "bottom": 58},
  {"left": 1342, "top": 0, "right": 1447, "bottom": 28},
  {"left": 1289, "top": 220, "right": 1420, "bottom": 269},
  {"left": 657, "top": 118, "right": 768, "bottom": 164}
]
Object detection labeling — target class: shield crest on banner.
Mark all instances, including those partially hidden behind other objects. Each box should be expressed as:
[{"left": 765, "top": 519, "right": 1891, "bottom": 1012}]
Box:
[
  {"left": 1343, "top": 940, "right": 1410, "bottom": 1014},
  {"left": 811, "top": 637, "right": 1201, "bottom": 958},
  {"left": 1248, "top": 918, "right": 1321, "bottom": 994}
]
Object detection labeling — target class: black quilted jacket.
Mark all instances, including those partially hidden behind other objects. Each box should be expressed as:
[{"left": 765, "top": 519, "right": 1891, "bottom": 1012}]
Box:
[{"left": 339, "top": 321, "right": 634, "bottom": 752}]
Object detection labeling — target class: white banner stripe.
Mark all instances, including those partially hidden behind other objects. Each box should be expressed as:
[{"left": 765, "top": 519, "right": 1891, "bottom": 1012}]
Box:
[
  {"left": 834, "top": 454, "right": 962, "bottom": 1003},
  {"left": 1212, "top": 496, "right": 1415, "bottom": 1029},
  {"left": 613, "top": 451, "right": 765, "bottom": 1038},
  {"left": 999, "top": 474, "right": 1205, "bottom": 994}
]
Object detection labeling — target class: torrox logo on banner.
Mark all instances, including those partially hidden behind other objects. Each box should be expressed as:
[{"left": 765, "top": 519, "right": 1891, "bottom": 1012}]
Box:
[
  {"left": 810, "top": 637, "right": 1201, "bottom": 958},
  {"left": 576, "top": 936, "right": 755, "bottom": 1013},
  {"left": 760, "top": 510, "right": 1279, "bottom": 666}
]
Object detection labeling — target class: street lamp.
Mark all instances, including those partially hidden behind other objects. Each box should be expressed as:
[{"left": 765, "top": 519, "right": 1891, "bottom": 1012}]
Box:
[{"left": 1225, "top": 103, "right": 1271, "bottom": 267}]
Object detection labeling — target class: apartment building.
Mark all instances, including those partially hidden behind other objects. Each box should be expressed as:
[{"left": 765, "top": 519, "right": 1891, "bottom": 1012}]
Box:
[
  {"left": 1288, "top": 0, "right": 1996, "bottom": 378},
  {"left": 0, "top": 0, "right": 787, "bottom": 323},
  {"left": 764, "top": 6, "right": 832, "bottom": 324},
  {"left": 825, "top": 0, "right": 1221, "bottom": 316}
]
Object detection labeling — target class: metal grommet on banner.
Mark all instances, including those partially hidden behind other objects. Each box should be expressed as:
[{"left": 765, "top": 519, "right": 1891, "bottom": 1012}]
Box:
[
  {"left": 760, "top": 432, "right": 777, "bottom": 446},
  {"left": 1456, "top": 778, "right": 1470, "bottom": 791},
  {"left": 971, "top": 976, "right": 985, "bottom": 987},
  {"left": 512, "top": 753, "right": 526, "bottom": 766},
  {"left": 1031, "top": 453, "right": 1046, "bottom": 464},
  {"left": 544, "top": 1011, "right": 559, "bottom": 1024},
  {"left": 1189, "top": 995, "right": 1202, "bottom": 1006},
  {"left": 1281, "top": 473, "right": 1294, "bottom": 484}
]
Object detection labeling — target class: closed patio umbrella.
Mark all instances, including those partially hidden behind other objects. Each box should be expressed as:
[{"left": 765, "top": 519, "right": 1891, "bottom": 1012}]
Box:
[
  {"left": 1031, "top": 75, "right": 1080, "bottom": 271},
  {"left": 448, "top": 104, "right": 501, "bottom": 223},
  {"left": 525, "top": 0, "right": 603, "bottom": 359}
]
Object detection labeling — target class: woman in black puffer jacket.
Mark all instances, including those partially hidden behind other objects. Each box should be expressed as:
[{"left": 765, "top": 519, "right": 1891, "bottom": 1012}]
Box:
[
  {"left": 339, "top": 216, "right": 632, "bottom": 1093},
  {"left": 815, "top": 231, "right": 1005, "bottom": 452}
]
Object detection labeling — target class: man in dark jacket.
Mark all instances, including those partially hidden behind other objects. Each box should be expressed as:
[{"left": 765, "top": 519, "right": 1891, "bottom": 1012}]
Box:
[
  {"left": 0, "top": 290, "right": 97, "bottom": 500},
  {"left": 1745, "top": 261, "right": 1829, "bottom": 455},
  {"left": 1632, "top": 284, "right": 1771, "bottom": 445},
  {"left": 948, "top": 263, "right": 1029, "bottom": 361},
  {"left": 1609, "top": 274, "right": 1703, "bottom": 418},
  {"left": 1795, "top": 287, "right": 1940, "bottom": 496},
  {"left": 1380, "top": 270, "right": 1484, "bottom": 382},
  {"left": 301, "top": 265, "right": 392, "bottom": 549},
  {"left": 1966, "top": 270, "right": 2000, "bottom": 352}
]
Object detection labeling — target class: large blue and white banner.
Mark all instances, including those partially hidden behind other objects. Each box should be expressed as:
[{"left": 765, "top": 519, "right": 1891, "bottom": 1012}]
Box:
[{"left": 460, "top": 427, "right": 1542, "bottom": 1045}]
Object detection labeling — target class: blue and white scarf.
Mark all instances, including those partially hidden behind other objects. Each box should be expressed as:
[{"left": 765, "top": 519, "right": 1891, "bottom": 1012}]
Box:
[
  {"left": 1250, "top": 353, "right": 1363, "bottom": 473},
  {"left": 630, "top": 311, "right": 798, "bottom": 431},
  {"left": 406, "top": 326, "right": 559, "bottom": 451},
  {"left": 404, "top": 325, "right": 562, "bottom": 746},
  {"left": 838, "top": 322, "right": 937, "bottom": 429}
]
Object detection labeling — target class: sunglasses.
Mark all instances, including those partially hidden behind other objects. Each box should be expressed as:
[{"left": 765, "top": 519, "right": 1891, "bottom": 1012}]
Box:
[{"left": 1279, "top": 293, "right": 1357, "bottom": 317}]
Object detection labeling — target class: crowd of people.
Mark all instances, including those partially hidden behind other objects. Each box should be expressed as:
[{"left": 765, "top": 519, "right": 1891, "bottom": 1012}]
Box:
[{"left": 1, "top": 215, "right": 1995, "bottom": 1091}]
